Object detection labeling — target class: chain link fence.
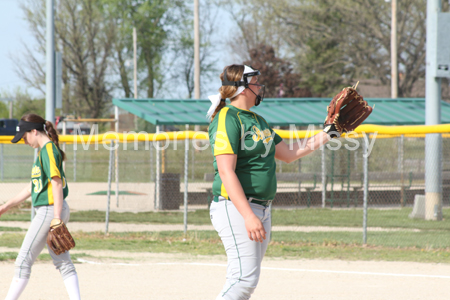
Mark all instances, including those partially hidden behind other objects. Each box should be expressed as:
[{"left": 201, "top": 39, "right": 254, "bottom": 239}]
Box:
[{"left": 0, "top": 133, "right": 449, "bottom": 249}]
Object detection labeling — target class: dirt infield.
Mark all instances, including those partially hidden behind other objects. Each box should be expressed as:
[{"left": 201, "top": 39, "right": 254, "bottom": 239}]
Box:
[
  {"left": 0, "top": 221, "right": 448, "bottom": 299},
  {"left": 0, "top": 249, "right": 449, "bottom": 300}
]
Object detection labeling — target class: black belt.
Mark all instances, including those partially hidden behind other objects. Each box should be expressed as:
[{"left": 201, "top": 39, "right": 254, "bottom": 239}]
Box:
[{"left": 213, "top": 195, "right": 273, "bottom": 207}]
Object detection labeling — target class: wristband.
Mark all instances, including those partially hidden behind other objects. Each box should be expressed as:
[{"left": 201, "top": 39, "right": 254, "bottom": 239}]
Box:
[{"left": 323, "top": 124, "right": 341, "bottom": 138}]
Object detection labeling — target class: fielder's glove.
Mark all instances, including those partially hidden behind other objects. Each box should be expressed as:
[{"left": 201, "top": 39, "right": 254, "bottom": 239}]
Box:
[
  {"left": 323, "top": 83, "right": 373, "bottom": 138},
  {"left": 47, "top": 218, "right": 76, "bottom": 255}
]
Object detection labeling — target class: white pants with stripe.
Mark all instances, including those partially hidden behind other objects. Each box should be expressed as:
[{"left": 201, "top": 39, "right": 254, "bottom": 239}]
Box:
[
  {"left": 210, "top": 198, "right": 271, "bottom": 300},
  {"left": 14, "top": 200, "right": 77, "bottom": 280}
]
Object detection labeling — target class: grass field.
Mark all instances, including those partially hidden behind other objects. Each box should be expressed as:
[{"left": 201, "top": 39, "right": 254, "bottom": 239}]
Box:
[
  {"left": 0, "top": 230, "right": 449, "bottom": 264},
  {"left": 0, "top": 250, "right": 91, "bottom": 262},
  {"left": 2, "top": 206, "right": 449, "bottom": 230},
  {"left": 1, "top": 206, "right": 449, "bottom": 263}
]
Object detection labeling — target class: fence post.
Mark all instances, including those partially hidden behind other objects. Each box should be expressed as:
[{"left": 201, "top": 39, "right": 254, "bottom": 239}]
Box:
[
  {"left": 73, "top": 144, "right": 77, "bottom": 182},
  {"left": 150, "top": 142, "right": 154, "bottom": 182},
  {"left": 363, "top": 135, "right": 369, "bottom": 245},
  {"left": 151, "top": 141, "right": 155, "bottom": 208},
  {"left": 155, "top": 125, "right": 161, "bottom": 210},
  {"left": 298, "top": 158, "right": 301, "bottom": 204},
  {"left": 115, "top": 144, "right": 119, "bottom": 207},
  {"left": 191, "top": 137, "right": 195, "bottom": 181},
  {"left": 1, "top": 143, "right": 3, "bottom": 181},
  {"left": 321, "top": 145, "right": 326, "bottom": 208},
  {"left": 105, "top": 141, "right": 114, "bottom": 234},
  {"left": 184, "top": 125, "right": 189, "bottom": 235},
  {"left": 399, "top": 135, "right": 405, "bottom": 206},
  {"left": 115, "top": 106, "right": 119, "bottom": 207}
]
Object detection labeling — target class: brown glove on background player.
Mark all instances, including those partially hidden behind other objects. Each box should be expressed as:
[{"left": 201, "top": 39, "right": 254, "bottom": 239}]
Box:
[
  {"left": 47, "top": 218, "right": 76, "bottom": 255},
  {"left": 323, "top": 83, "right": 373, "bottom": 138}
]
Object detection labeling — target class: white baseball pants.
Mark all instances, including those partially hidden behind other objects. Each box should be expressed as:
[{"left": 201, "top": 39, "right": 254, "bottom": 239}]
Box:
[
  {"left": 210, "top": 198, "right": 271, "bottom": 300},
  {"left": 14, "top": 200, "right": 77, "bottom": 280}
]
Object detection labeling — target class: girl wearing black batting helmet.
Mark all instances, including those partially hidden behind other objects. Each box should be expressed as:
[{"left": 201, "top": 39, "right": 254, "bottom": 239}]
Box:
[{"left": 0, "top": 113, "right": 80, "bottom": 300}]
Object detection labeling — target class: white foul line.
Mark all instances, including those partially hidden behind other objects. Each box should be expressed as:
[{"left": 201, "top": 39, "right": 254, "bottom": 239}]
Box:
[{"left": 76, "top": 259, "right": 450, "bottom": 279}]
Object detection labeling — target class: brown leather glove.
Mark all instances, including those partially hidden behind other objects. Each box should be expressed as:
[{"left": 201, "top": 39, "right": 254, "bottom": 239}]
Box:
[
  {"left": 47, "top": 219, "right": 76, "bottom": 255},
  {"left": 324, "top": 84, "right": 373, "bottom": 138}
]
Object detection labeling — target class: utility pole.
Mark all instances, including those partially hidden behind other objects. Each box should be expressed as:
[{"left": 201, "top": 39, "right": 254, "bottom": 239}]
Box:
[
  {"left": 391, "top": 0, "right": 398, "bottom": 98},
  {"left": 194, "top": 0, "right": 200, "bottom": 99},
  {"left": 194, "top": 0, "right": 201, "bottom": 134},
  {"left": 425, "top": 0, "right": 446, "bottom": 220},
  {"left": 133, "top": 27, "right": 138, "bottom": 99},
  {"left": 133, "top": 27, "right": 138, "bottom": 130},
  {"left": 45, "top": 0, "right": 55, "bottom": 124}
]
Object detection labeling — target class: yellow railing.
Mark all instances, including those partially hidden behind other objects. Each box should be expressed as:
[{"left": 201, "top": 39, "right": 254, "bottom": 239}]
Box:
[{"left": 1, "top": 123, "right": 449, "bottom": 144}]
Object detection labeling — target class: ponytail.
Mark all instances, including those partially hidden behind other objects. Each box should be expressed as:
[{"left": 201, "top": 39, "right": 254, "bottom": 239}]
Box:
[
  {"left": 45, "top": 121, "right": 66, "bottom": 161},
  {"left": 209, "top": 64, "right": 245, "bottom": 122},
  {"left": 210, "top": 100, "right": 226, "bottom": 122}
]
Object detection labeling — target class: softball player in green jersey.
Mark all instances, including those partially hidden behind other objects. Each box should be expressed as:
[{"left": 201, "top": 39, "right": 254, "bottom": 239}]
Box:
[
  {"left": 0, "top": 114, "right": 81, "bottom": 300},
  {"left": 207, "top": 65, "right": 333, "bottom": 300}
]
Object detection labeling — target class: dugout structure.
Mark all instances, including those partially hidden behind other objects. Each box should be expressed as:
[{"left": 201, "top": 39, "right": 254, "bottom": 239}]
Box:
[
  {"left": 111, "top": 97, "right": 450, "bottom": 210},
  {"left": 112, "top": 97, "right": 450, "bottom": 126}
]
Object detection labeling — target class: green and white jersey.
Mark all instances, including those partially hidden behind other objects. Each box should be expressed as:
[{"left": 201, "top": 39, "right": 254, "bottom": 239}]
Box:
[
  {"left": 31, "top": 142, "right": 68, "bottom": 207},
  {"left": 208, "top": 105, "right": 283, "bottom": 201}
]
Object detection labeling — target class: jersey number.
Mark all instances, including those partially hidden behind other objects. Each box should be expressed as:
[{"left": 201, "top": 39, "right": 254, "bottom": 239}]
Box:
[{"left": 32, "top": 179, "right": 43, "bottom": 193}]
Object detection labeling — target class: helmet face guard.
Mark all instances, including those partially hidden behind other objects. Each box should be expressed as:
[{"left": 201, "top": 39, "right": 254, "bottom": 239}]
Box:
[
  {"left": 222, "top": 66, "right": 265, "bottom": 106},
  {"left": 248, "top": 82, "right": 265, "bottom": 106}
]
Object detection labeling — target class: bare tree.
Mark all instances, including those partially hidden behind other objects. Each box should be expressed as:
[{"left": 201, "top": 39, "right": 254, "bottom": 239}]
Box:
[
  {"left": 217, "top": 0, "right": 289, "bottom": 63},
  {"left": 166, "top": 1, "right": 219, "bottom": 98},
  {"left": 227, "top": 0, "right": 428, "bottom": 97},
  {"left": 57, "top": 0, "right": 116, "bottom": 117},
  {"left": 243, "top": 44, "right": 311, "bottom": 98},
  {"left": 103, "top": 0, "right": 188, "bottom": 99},
  {"left": 269, "top": 0, "right": 427, "bottom": 97},
  {"left": 15, "top": 0, "right": 116, "bottom": 118}
]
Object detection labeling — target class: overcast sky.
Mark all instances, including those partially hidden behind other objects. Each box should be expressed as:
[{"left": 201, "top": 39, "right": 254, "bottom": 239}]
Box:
[{"left": 0, "top": 0, "right": 235, "bottom": 100}]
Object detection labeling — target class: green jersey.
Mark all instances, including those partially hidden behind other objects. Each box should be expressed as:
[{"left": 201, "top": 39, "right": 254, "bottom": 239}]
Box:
[
  {"left": 208, "top": 105, "right": 283, "bottom": 201},
  {"left": 31, "top": 142, "right": 68, "bottom": 207}
]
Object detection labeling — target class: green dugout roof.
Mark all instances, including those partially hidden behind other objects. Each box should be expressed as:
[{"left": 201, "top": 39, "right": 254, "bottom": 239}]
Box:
[{"left": 112, "top": 98, "right": 450, "bottom": 126}]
